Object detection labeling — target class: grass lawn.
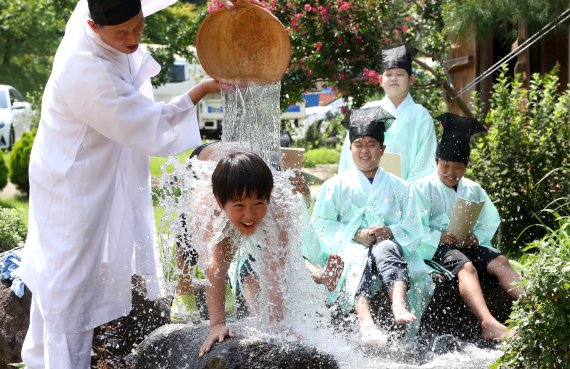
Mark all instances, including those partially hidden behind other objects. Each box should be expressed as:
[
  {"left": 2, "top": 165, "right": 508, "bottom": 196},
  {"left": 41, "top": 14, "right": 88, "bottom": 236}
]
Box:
[{"left": 149, "top": 149, "right": 195, "bottom": 177}]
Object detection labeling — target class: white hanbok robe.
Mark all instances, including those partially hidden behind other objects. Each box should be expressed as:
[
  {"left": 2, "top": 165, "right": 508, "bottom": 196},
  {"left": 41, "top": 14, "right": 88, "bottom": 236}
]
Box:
[
  {"left": 409, "top": 172, "right": 501, "bottom": 261},
  {"left": 338, "top": 94, "right": 437, "bottom": 183},
  {"left": 19, "top": 0, "right": 201, "bottom": 333},
  {"left": 310, "top": 167, "right": 433, "bottom": 333}
]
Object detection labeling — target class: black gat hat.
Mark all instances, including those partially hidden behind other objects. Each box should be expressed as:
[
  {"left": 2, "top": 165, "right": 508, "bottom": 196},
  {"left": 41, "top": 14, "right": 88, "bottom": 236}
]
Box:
[
  {"left": 88, "top": 0, "right": 142, "bottom": 26},
  {"left": 435, "top": 112, "right": 487, "bottom": 162}
]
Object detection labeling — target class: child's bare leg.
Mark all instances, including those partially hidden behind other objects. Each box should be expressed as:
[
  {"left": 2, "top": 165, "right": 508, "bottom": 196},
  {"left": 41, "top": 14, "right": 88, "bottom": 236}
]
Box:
[
  {"left": 486, "top": 255, "right": 523, "bottom": 300},
  {"left": 457, "top": 262, "right": 508, "bottom": 340},
  {"left": 389, "top": 280, "right": 416, "bottom": 324},
  {"left": 355, "top": 295, "right": 388, "bottom": 345},
  {"left": 241, "top": 274, "right": 261, "bottom": 316}
]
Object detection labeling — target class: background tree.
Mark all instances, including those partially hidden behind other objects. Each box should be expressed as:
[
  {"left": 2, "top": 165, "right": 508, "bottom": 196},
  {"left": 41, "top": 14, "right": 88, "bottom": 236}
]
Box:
[{"left": 0, "top": 0, "right": 75, "bottom": 94}]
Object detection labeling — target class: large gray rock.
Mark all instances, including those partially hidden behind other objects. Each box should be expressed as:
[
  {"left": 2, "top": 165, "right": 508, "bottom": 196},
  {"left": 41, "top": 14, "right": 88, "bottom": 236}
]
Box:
[
  {"left": 133, "top": 324, "right": 339, "bottom": 369},
  {"left": 0, "top": 275, "right": 31, "bottom": 369}
]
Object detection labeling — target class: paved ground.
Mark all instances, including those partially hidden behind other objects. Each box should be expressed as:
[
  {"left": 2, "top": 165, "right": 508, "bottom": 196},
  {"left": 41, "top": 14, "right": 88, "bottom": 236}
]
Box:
[
  {"left": 0, "top": 182, "right": 21, "bottom": 199},
  {"left": 302, "top": 163, "right": 338, "bottom": 200}
]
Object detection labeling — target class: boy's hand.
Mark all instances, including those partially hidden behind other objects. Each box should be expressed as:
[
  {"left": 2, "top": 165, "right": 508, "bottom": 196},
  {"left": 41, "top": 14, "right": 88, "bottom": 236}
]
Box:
[
  {"left": 463, "top": 232, "right": 479, "bottom": 248},
  {"left": 354, "top": 228, "right": 376, "bottom": 246},
  {"left": 199, "top": 324, "right": 235, "bottom": 357},
  {"left": 371, "top": 226, "right": 393, "bottom": 242},
  {"left": 440, "top": 231, "right": 459, "bottom": 246}
]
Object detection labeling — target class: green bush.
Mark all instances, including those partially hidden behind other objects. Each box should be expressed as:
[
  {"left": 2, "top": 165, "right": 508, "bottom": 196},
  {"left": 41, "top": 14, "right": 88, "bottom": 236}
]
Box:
[
  {"left": 0, "top": 151, "right": 8, "bottom": 191},
  {"left": 9, "top": 129, "right": 37, "bottom": 196},
  {"left": 0, "top": 207, "right": 27, "bottom": 251},
  {"left": 470, "top": 66, "right": 570, "bottom": 255},
  {"left": 493, "top": 212, "right": 570, "bottom": 369}
]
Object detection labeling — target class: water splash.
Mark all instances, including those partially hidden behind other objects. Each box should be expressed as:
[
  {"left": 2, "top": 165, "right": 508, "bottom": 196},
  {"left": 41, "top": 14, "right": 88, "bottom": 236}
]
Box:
[{"left": 155, "top": 81, "right": 502, "bottom": 368}]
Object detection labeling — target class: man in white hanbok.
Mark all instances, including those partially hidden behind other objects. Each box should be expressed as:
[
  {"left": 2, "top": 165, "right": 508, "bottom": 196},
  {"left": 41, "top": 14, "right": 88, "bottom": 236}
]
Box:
[
  {"left": 18, "top": 0, "right": 234, "bottom": 368},
  {"left": 337, "top": 44, "right": 436, "bottom": 183},
  {"left": 311, "top": 107, "right": 433, "bottom": 344}
]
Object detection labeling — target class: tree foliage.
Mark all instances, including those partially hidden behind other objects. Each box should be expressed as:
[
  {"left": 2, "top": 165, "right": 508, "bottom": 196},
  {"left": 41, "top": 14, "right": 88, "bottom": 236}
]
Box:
[
  {"left": 0, "top": 0, "right": 75, "bottom": 94},
  {"left": 469, "top": 65, "right": 570, "bottom": 255},
  {"left": 446, "top": 0, "right": 570, "bottom": 42},
  {"left": 142, "top": 2, "right": 206, "bottom": 86}
]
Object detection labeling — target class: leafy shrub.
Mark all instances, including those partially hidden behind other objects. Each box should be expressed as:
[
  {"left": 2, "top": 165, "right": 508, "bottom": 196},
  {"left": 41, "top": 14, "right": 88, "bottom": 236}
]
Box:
[
  {"left": 303, "top": 113, "right": 347, "bottom": 150},
  {"left": 9, "top": 128, "right": 37, "bottom": 196},
  {"left": 0, "top": 207, "right": 27, "bottom": 251},
  {"left": 0, "top": 151, "right": 8, "bottom": 192},
  {"left": 493, "top": 211, "right": 570, "bottom": 369},
  {"left": 469, "top": 66, "right": 570, "bottom": 255}
]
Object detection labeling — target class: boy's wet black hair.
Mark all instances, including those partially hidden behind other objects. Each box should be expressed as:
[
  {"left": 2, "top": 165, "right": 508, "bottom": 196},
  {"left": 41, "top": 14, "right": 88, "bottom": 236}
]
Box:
[{"left": 212, "top": 152, "right": 273, "bottom": 206}]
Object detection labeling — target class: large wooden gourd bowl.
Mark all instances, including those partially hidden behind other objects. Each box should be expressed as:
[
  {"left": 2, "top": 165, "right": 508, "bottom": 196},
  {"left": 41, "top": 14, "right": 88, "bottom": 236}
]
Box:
[{"left": 196, "top": 0, "right": 291, "bottom": 84}]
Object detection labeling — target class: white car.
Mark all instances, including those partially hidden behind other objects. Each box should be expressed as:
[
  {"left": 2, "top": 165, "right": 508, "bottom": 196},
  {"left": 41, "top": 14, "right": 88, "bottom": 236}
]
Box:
[{"left": 0, "top": 85, "right": 33, "bottom": 150}]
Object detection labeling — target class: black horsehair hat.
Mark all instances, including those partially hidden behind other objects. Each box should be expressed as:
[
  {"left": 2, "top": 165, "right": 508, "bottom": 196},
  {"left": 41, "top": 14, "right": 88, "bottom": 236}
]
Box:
[
  {"left": 435, "top": 112, "right": 487, "bottom": 162},
  {"left": 88, "top": 0, "right": 142, "bottom": 26},
  {"left": 348, "top": 106, "right": 395, "bottom": 145},
  {"left": 381, "top": 44, "right": 418, "bottom": 75}
]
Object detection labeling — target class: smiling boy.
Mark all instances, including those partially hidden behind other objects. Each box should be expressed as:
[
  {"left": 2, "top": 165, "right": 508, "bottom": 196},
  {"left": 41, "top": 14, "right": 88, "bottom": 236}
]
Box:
[
  {"left": 338, "top": 44, "right": 437, "bottom": 183},
  {"left": 311, "top": 107, "right": 433, "bottom": 344},
  {"left": 409, "top": 113, "right": 522, "bottom": 341}
]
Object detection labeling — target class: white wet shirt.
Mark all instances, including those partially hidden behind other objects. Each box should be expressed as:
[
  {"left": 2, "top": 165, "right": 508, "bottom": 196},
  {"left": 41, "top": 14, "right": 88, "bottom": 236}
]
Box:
[{"left": 19, "top": 0, "right": 201, "bottom": 333}]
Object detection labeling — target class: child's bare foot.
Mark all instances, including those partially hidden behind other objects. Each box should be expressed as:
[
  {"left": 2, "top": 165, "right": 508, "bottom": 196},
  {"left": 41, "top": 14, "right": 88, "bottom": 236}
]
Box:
[
  {"left": 481, "top": 319, "right": 510, "bottom": 341},
  {"left": 359, "top": 322, "right": 388, "bottom": 345},
  {"left": 392, "top": 304, "right": 416, "bottom": 324}
]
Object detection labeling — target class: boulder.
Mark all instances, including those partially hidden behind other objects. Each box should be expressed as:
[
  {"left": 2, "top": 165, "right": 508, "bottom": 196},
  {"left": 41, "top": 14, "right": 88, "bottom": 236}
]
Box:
[
  {"left": 364, "top": 272, "right": 514, "bottom": 341},
  {"left": 133, "top": 324, "right": 340, "bottom": 369},
  {"left": 93, "top": 275, "right": 171, "bottom": 368}
]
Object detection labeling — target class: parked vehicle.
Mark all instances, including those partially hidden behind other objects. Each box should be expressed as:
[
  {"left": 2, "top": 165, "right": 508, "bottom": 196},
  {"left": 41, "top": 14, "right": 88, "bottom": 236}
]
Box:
[{"left": 0, "top": 85, "right": 33, "bottom": 150}]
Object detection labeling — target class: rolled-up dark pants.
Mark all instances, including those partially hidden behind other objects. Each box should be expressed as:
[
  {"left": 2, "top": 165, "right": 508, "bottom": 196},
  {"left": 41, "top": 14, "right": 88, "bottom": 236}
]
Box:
[{"left": 357, "top": 240, "right": 409, "bottom": 298}]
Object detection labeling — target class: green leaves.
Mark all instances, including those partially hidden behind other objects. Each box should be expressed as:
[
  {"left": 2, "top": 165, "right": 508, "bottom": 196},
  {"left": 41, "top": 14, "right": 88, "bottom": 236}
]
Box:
[
  {"left": 470, "top": 65, "right": 570, "bottom": 255},
  {"left": 495, "top": 214, "right": 570, "bottom": 368},
  {"left": 0, "top": 207, "right": 27, "bottom": 251}
]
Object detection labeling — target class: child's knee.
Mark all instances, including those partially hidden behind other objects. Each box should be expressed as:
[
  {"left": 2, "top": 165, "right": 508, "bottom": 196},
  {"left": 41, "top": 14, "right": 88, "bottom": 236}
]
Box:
[{"left": 458, "top": 261, "right": 477, "bottom": 276}]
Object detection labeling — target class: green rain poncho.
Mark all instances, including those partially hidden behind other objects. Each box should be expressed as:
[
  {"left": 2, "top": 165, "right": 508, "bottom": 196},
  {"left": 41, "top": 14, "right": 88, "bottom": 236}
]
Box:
[
  {"left": 310, "top": 166, "right": 434, "bottom": 334},
  {"left": 409, "top": 172, "right": 501, "bottom": 261}
]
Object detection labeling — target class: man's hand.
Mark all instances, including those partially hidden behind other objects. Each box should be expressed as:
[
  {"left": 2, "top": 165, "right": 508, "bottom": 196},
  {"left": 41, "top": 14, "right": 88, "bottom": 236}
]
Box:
[
  {"left": 440, "top": 231, "right": 459, "bottom": 246},
  {"left": 221, "top": 0, "right": 236, "bottom": 13},
  {"left": 199, "top": 324, "right": 235, "bottom": 357}
]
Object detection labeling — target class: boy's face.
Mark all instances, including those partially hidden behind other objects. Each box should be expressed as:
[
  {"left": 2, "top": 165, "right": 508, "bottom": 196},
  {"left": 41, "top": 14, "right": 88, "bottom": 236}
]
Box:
[
  {"left": 437, "top": 160, "right": 467, "bottom": 188},
  {"left": 217, "top": 194, "right": 269, "bottom": 236},
  {"left": 379, "top": 68, "right": 414, "bottom": 100},
  {"left": 350, "top": 136, "right": 385, "bottom": 174}
]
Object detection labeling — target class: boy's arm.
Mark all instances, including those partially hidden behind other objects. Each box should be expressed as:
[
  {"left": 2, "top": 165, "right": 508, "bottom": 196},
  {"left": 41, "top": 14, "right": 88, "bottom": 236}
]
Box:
[{"left": 200, "top": 238, "right": 234, "bottom": 357}]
